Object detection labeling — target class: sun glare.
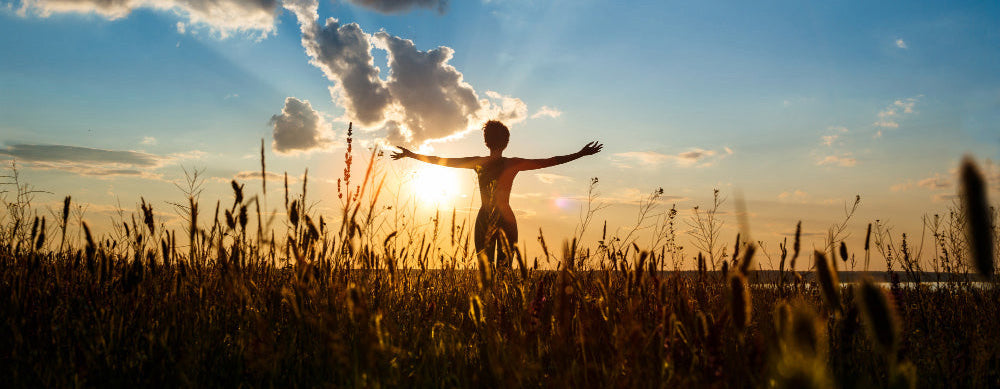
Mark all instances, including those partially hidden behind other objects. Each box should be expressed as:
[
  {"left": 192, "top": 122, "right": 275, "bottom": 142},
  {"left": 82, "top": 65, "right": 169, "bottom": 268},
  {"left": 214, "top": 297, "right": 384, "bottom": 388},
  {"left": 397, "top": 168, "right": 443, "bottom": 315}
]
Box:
[{"left": 410, "top": 165, "right": 462, "bottom": 205}]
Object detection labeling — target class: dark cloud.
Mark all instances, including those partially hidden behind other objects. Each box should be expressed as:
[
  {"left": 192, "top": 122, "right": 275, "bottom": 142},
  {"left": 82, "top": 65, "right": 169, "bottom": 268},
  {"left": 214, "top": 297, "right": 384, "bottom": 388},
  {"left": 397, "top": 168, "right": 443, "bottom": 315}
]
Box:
[
  {"left": 234, "top": 170, "right": 286, "bottom": 181},
  {"left": 270, "top": 97, "right": 332, "bottom": 154},
  {"left": 0, "top": 144, "right": 162, "bottom": 166},
  {"left": 345, "top": 0, "right": 447, "bottom": 14},
  {"left": 18, "top": 0, "right": 280, "bottom": 37},
  {"left": 0, "top": 143, "right": 173, "bottom": 177}
]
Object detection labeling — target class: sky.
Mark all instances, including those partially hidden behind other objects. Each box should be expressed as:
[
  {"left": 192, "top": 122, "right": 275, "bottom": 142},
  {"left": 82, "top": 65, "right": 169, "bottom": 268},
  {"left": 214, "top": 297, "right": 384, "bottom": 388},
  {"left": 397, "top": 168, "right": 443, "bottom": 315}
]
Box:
[{"left": 1, "top": 0, "right": 998, "bottom": 270}]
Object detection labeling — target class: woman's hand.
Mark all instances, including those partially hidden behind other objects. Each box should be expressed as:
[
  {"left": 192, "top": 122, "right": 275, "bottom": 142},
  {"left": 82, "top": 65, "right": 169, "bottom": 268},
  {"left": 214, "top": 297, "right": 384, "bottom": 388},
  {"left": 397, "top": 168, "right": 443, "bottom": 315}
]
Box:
[
  {"left": 391, "top": 146, "right": 413, "bottom": 160},
  {"left": 578, "top": 141, "right": 603, "bottom": 156}
]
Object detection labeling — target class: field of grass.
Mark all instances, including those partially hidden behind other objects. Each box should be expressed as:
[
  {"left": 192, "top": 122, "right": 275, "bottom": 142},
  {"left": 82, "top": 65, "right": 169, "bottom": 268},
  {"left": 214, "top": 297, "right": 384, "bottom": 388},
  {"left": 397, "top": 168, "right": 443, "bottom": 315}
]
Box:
[{"left": 1, "top": 141, "right": 997, "bottom": 387}]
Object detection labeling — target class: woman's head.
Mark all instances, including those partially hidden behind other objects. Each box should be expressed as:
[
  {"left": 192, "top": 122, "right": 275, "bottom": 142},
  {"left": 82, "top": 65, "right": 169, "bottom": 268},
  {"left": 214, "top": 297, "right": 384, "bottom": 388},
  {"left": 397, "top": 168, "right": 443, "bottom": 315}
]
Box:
[{"left": 483, "top": 120, "right": 509, "bottom": 152}]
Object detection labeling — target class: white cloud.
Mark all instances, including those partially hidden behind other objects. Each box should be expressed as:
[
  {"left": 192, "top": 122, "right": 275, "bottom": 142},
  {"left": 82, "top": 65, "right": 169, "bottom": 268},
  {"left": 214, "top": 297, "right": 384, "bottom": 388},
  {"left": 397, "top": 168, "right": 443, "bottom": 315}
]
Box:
[
  {"left": 176, "top": 21, "right": 186, "bottom": 34},
  {"left": 140, "top": 136, "right": 157, "bottom": 145},
  {"left": 284, "top": 0, "right": 524, "bottom": 146},
  {"left": 269, "top": 97, "right": 332, "bottom": 154},
  {"left": 613, "top": 147, "right": 731, "bottom": 168},
  {"left": 535, "top": 173, "right": 571, "bottom": 184},
  {"left": 483, "top": 91, "right": 527, "bottom": 125},
  {"left": 17, "top": 0, "right": 281, "bottom": 38},
  {"left": 874, "top": 96, "right": 919, "bottom": 128},
  {"left": 895, "top": 38, "right": 907, "bottom": 49},
  {"left": 531, "top": 106, "right": 562, "bottom": 119},
  {"left": 817, "top": 154, "right": 856, "bottom": 167}
]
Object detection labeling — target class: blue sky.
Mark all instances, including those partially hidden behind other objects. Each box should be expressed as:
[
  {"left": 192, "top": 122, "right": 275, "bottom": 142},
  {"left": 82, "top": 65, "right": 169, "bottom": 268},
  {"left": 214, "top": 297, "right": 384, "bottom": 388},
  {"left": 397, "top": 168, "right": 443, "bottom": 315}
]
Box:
[{"left": 1, "top": 0, "right": 998, "bottom": 269}]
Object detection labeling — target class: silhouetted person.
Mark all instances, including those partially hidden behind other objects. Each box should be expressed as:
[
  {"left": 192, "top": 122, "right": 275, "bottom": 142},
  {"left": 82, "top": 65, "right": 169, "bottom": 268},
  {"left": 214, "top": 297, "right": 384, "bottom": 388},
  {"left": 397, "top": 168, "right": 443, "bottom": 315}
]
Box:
[{"left": 392, "top": 120, "right": 603, "bottom": 267}]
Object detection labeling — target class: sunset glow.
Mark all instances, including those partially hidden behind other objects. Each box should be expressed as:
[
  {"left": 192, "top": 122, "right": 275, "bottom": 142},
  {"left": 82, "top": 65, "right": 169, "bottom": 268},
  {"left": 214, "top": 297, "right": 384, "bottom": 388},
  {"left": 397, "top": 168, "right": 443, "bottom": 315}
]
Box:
[{"left": 409, "top": 165, "right": 462, "bottom": 206}]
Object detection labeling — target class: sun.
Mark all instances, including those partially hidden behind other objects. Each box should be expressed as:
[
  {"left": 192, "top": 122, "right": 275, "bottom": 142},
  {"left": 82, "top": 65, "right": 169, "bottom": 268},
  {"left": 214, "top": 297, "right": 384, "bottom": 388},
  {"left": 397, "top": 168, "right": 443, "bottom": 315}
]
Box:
[{"left": 410, "top": 165, "right": 462, "bottom": 205}]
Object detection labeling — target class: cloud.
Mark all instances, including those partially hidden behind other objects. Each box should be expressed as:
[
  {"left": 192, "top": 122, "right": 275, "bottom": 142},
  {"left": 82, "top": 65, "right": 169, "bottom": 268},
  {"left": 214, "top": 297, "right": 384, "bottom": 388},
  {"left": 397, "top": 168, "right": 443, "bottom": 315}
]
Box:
[
  {"left": 777, "top": 190, "right": 809, "bottom": 203},
  {"left": 531, "top": 106, "right": 562, "bottom": 119},
  {"left": 483, "top": 91, "right": 527, "bottom": 124},
  {"left": 0, "top": 143, "right": 162, "bottom": 166},
  {"left": 892, "top": 161, "right": 999, "bottom": 194},
  {"left": 820, "top": 126, "right": 848, "bottom": 147},
  {"left": 817, "top": 154, "right": 856, "bottom": 167},
  {"left": 140, "top": 136, "right": 157, "bottom": 145},
  {"left": 373, "top": 31, "right": 489, "bottom": 143},
  {"left": 284, "top": 0, "right": 523, "bottom": 146},
  {"left": 613, "top": 151, "right": 672, "bottom": 166},
  {"left": 345, "top": 0, "right": 448, "bottom": 14},
  {"left": 234, "top": 170, "right": 287, "bottom": 181},
  {"left": 874, "top": 96, "right": 919, "bottom": 128},
  {"left": 601, "top": 187, "right": 687, "bottom": 205},
  {"left": 895, "top": 38, "right": 907, "bottom": 49},
  {"left": 613, "top": 147, "right": 731, "bottom": 168},
  {"left": 933, "top": 193, "right": 958, "bottom": 203},
  {"left": 270, "top": 97, "right": 332, "bottom": 154},
  {"left": 535, "top": 173, "right": 571, "bottom": 184},
  {"left": 0, "top": 143, "right": 198, "bottom": 178},
  {"left": 917, "top": 174, "right": 951, "bottom": 190},
  {"left": 17, "top": 0, "right": 281, "bottom": 38}
]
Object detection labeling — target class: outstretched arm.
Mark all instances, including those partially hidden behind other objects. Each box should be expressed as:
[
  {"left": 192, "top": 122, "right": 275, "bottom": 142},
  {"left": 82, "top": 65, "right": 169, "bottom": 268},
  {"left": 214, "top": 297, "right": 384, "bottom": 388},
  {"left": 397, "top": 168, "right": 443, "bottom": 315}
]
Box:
[
  {"left": 514, "top": 141, "right": 603, "bottom": 171},
  {"left": 390, "top": 146, "right": 482, "bottom": 169}
]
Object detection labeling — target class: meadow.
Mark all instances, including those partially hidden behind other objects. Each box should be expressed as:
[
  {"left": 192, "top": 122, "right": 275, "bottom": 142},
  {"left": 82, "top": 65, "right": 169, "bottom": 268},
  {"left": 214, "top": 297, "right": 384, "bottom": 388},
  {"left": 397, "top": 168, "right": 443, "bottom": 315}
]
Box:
[{"left": 1, "top": 136, "right": 997, "bottom": 388}]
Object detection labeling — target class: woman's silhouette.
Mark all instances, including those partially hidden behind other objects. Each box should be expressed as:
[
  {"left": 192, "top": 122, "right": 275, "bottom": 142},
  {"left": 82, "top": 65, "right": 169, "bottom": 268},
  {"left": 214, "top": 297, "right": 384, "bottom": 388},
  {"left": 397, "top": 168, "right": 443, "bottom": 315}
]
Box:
[{"left": 392, "top": 120, "right": 603, "bottom": 267}]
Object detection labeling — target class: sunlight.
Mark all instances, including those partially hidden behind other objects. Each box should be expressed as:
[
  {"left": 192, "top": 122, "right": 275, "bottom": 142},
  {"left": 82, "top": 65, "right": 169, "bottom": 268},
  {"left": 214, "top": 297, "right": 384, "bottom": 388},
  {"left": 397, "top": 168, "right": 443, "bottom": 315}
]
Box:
[{"left": 410, "top": 165, "right": 462, "bottom": 206}]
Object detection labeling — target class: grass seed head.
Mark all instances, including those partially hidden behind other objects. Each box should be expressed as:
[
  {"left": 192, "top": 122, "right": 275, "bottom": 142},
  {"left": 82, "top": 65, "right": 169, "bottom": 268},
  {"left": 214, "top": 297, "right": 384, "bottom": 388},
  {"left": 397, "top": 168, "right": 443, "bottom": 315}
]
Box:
[
  {"left": 960, "top": 156, "right": 994, "bottom": 278},
  {"left": 814, "top": 250, "right": 841, "bottom": 313},
  {"left": 729, "top": 273, "right": 751, "bottom": 330},
  {"left": 856, "top": 279, "right": 900, "bottom": 356}
]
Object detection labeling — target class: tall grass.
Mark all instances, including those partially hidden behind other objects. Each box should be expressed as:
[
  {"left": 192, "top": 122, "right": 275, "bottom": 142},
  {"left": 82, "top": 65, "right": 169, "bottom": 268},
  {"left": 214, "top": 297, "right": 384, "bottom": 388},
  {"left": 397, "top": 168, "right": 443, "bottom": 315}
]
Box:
[{"left": 0, "top": 134, "right": 998, "bottom": 387}]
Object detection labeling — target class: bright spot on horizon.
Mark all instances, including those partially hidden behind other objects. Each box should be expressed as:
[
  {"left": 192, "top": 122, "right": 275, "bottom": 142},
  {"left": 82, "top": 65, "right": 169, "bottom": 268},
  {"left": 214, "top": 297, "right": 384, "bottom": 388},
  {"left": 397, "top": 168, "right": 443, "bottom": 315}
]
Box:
[{"left": 410, "top": 165, "right": 462, "bottom": 206}]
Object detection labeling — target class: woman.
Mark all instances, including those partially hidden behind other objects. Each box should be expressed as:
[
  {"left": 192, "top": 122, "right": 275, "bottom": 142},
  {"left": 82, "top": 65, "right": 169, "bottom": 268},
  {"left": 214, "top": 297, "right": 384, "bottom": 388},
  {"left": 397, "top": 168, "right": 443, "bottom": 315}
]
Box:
[{"left": 392, "top": 120, "right": 603, "bottom": 267}]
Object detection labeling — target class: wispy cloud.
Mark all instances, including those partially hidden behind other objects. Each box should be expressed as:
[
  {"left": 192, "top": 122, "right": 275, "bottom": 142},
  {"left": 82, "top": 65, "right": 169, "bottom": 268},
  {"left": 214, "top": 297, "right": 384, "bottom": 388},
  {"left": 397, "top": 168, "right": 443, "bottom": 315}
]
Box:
[
  {"left": 16, "top": 0, "right": 282, "bottom": 38},
  {"left": 820, "top": 126, "right": 848, "bottom": 147},
  {"left": 895, "top": 38, "right": 907, "bottom": 49},
  {"left": 535, "top": 173, "right": 571, "bottom": 184},
  {"left": 817, "top": 154, "right": 856, "bottom": 167},
  {"left": 531, "top": 106, "right": 562, "bottom": 119},
  {"left": 874, "top": 96, "right": 920, "bottom": 128},
  {"left": 613, "top": 147, "right": 732, "bottom": 168},
  {"left": 234, "top": 170, "right": 289, "bottom": 181},
  {"left": 0, "top": 143, "right": 201, "bottom": 178},
  {"left": 140, "top": 136, "right": 157, "bottom": 146},
  {"left": 891, "top": 160, "right": 1000, "bottom": 195},
  {"left": 777, "top": 189, "right": 840, "bottom": 205}
]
